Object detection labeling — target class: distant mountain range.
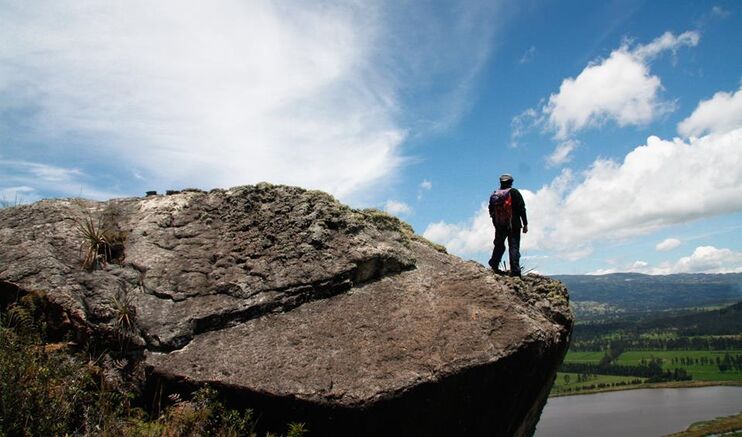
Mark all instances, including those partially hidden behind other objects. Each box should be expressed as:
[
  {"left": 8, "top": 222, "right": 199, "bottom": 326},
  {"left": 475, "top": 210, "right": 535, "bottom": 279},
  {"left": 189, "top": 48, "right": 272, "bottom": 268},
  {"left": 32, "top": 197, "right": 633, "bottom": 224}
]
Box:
[{"left": 551, "top": 273, "right": 742, "bottom": 316}]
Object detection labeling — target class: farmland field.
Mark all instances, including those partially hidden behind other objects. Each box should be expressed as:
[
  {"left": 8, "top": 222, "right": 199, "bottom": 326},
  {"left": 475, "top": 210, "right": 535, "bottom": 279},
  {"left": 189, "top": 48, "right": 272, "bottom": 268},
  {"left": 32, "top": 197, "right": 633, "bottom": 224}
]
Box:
[
  {"left": 563, "top": 351, "right": 603, "bottom": 363},
  {"left": 552, "top": 295, "right": 742, "bottom": 396},
  {"left": 616, "top": 350, "right": 742, "bottom": 382}
]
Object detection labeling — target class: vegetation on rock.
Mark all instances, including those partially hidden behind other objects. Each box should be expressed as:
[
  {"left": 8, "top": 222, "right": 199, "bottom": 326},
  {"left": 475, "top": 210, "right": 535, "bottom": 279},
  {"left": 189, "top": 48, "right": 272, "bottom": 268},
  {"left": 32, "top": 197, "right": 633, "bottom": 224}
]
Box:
[{"left": 0, "top": 292, "right": 307, "bottom": 437}]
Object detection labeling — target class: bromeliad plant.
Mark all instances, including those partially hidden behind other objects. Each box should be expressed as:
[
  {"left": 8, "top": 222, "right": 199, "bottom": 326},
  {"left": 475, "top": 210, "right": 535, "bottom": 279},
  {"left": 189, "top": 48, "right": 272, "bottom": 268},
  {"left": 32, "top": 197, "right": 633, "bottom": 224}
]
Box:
[
  {"left": 75, "top": 216, "right": 111, "bottom": 271},
  {"left": 111, "top": 287, "right": 137, "bottom": 352}
]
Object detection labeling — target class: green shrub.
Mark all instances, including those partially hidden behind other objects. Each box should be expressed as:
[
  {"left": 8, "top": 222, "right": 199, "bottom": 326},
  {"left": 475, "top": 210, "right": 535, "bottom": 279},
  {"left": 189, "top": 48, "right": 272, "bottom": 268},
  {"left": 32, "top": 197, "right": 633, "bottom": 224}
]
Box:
[
  {"left": 0, "top": 295, "right": 307, "bottom": 437},
  {"left": 0, "top": 320, "right": 98, "bottom": 435}
]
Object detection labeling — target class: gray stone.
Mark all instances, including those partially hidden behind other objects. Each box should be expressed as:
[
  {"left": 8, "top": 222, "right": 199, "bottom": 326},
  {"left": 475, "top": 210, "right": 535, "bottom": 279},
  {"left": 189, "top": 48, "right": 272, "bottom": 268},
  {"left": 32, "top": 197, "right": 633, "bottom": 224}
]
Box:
[{"left": 0, "top": 183, "right": 572, "bottom": 436}]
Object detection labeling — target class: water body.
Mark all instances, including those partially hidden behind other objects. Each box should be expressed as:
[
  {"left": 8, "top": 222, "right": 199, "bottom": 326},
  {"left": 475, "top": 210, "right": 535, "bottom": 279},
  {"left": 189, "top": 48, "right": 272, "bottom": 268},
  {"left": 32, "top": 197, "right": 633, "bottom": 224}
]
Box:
[{"left": 535, "top": 386, "right": 742, "bottom": 437}]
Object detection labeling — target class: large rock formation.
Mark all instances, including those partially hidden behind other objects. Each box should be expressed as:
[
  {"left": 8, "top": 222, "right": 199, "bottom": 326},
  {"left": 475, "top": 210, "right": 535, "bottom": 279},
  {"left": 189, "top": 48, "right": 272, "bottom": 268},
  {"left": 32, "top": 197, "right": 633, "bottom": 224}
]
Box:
[{"left": 0, "top": 184, "right": 572, "bottom": 436}]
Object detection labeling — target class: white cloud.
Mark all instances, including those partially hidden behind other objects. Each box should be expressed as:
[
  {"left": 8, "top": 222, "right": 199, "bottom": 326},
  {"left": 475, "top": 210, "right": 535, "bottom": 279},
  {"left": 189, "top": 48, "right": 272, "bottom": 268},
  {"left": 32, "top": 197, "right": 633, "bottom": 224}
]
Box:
[
  {"left": 656, "top": 238, "right": 681, "bottom": 252},
  {"left": 0, "top": 186, "right": 36, "bottom": 206},
  {"left": 423, "top": 168, "right": 574, "bottom": 257},
  {"left": 592, "top": 246, "right": 742, "bottom": 275},
  {"left": 678, "top": 86, "right": 742, "bottom": 137},
  {"left": 519, "top": 46, "right": 536, "bottom": 64},
  {"left": 510, "top": 107, "right": 541, "bottom": 147},
  {"left": 424, "top": 127, "right": 742, "bottom": 259},
  {"left": 588, "top": 268, "right": 618, "bottom": 275},
  {"left": 711, "top": 6, "right": 730, "bottom": 18},
  {"left": 547, "top": 139, "right": 579, "bottom": 166},
  {"left": 0, "top": 1, "right": 497, "bottom": 202},
  {"left": 0, "top": 160, "right": 117, "bottom": 200},
  {"left": 541, "top": 129, "right": 742, "bottom": 249},
  {"left": 416, "top": 179, "right": 433, "bottom": 201},
  {"left": 631, "top": 31, "right": 700, "bottom": 60},
  {"left": 423, "top": 203, "right": 494, "bottom": 255},
  {"left": 667, "top": 246, "right": 742, "bottom": 273},
  {"left": 630, "top": 260, "right": 650, "bottom": 269},
  {"left": 384, "top": 200, "right": 412, "bottom": 216},
  {"left": 542, "top": 31, "right": 698, "bottom": 140}
]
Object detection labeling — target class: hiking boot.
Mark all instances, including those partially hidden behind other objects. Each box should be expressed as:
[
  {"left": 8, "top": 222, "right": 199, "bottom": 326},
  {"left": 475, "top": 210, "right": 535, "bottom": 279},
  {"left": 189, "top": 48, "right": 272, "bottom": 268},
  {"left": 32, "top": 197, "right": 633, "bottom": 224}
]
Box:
[
  {"left": 493, "top": 268, "right": 508, "bottom": 276},
  {"left": 510, "top": 271, "right": 521, "bottom": 278}
]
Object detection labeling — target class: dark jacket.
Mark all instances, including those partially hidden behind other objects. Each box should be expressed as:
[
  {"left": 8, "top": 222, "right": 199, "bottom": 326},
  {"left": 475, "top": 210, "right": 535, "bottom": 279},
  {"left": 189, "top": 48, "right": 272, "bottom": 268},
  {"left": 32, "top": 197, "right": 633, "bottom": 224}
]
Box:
[{"left": 489, "top": 187, "right": 528, "bottom": 229}]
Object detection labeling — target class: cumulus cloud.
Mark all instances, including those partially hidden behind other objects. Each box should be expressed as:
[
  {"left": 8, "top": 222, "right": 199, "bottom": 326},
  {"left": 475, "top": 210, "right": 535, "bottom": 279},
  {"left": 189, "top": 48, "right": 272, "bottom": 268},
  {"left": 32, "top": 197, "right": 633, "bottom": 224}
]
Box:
[
  {"left": 656, "top": 238, "right": 681, "bottom": 252},
  {"left": 631, "top": 31, "right": 700, "bottom": 60},
  {"left": 592, "top": 246, "right": 742, "bottom": 275},
  {"left": 423, "top": 168, "right": 575, "bottom": 257},
  {"left": 542, "top": 129, "right": 741, "bottom": 249},
  {"left": 544, "top": 31, "right": 698, "bottom": 140},
  {"left": 678, "top": 86, "right": 742, "bottom": 137},
  {"left": 423, "top": 202, "right": 494, "bottom": 255},
  {"left": 384, "top": 200, "right": 412, "bottom": 216},
  {"left": 512, "top": 30, "right": 700, "bottom": 164},
  {"left": 547, "top": 140, "right": 579, "bottom": 166},
  {"left": 424, "top": 126, "right": 742, "bottom": 259},
  {"left": 0, "top": 1, "right": 497, "bottom": 202},
  {"left": 545, "top": 50, "right": 661, "bottom": 139},
  {"left": 667, "top": 246, "right": 742, "bottom": 273}
]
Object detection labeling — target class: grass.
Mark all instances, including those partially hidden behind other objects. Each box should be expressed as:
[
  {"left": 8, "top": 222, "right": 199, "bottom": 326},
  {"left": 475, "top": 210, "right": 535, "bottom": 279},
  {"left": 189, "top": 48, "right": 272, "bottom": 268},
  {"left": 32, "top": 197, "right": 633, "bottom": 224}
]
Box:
[
  {"left": 563, "top": 351, "right": 605, "bottom": 363},
  {"left": 360, "top": 207, "right": 447, "bottom": 253},
  {"left": 666, "top": 411, "right": 742, "bottom": 437},
  {"left": 555, "top": 349, "right": 742, "bottom": 397},
  {"left": 564, "top": 350, "right": 742, "bottom": 381},
  {"left": 616, "top": 350, "right": 742, "bottom": 382},
  {"left": 0, "top": 193, "right": 25, "bottom": 209}
]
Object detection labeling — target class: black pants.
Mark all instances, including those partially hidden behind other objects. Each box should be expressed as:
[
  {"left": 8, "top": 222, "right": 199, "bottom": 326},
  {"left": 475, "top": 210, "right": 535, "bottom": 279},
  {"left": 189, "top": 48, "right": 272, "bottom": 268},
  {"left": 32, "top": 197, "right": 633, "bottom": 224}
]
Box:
[{"left": 488, "top": 225, "right": 521, "bottom": 274}]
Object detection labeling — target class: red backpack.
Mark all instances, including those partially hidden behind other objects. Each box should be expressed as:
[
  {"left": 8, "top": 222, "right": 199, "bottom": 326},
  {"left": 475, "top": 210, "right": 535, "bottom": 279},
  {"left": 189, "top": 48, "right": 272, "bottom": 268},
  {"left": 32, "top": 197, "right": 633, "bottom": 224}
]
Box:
[{"left": 489, "top": 188, "right": 513, "bottom": 227}]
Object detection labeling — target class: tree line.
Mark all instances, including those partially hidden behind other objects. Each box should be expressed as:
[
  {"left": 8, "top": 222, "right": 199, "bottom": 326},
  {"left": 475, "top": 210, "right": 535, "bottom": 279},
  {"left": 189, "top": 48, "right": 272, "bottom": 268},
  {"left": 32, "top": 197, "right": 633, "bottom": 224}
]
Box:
[
  {"left": 559, "top": 359, "right": 692, "bottom": 382},
  {"left": 571, "top": 335, "right": 742, "bottom": 352},
  {"left": 554, "top": 378, "right": 644, "bottom": 394}
]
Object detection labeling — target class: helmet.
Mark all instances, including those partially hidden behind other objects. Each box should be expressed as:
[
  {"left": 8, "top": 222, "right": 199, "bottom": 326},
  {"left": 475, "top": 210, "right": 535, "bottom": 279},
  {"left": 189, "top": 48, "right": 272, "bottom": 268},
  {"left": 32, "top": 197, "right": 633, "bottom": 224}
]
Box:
[{"left": 499, "top": 173, "right": 514, "bottom": 183}]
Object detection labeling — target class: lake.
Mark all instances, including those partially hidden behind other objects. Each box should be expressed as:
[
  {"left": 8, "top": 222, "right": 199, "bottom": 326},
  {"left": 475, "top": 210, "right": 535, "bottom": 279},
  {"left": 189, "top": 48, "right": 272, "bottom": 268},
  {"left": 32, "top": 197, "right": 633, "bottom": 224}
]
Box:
[{"left": 535, "top": 386, "right": 742, "bottom": 437}]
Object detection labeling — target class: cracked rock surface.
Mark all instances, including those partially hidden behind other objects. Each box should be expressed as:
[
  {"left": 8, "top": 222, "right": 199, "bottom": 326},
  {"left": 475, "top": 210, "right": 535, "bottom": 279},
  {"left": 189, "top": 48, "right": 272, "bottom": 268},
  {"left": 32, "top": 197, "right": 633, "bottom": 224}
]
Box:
[{"left": 0, "top": 184, "right": 572, "bottom": 436}]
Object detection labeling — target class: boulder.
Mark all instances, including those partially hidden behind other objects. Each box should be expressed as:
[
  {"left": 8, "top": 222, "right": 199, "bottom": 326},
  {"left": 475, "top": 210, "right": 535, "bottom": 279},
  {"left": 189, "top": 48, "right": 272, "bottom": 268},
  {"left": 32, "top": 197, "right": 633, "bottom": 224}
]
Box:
[{"left": 0, "top": 184, "right": 572, "bottom": 436}]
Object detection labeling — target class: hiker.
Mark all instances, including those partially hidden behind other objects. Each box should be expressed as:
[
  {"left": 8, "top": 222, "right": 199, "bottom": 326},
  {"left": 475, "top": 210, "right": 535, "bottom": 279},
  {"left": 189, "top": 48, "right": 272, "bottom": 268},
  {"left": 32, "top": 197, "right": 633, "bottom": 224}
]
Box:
[{"left": 488, "top": 173, "right": 528, "bottom": 277}]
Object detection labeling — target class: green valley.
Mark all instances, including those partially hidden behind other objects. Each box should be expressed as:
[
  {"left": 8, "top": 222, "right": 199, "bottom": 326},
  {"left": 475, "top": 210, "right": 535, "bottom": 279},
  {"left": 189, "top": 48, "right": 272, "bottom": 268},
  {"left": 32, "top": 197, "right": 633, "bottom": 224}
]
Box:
[{"left": 550, "top": 273, "right": 742, "bottom": 396}]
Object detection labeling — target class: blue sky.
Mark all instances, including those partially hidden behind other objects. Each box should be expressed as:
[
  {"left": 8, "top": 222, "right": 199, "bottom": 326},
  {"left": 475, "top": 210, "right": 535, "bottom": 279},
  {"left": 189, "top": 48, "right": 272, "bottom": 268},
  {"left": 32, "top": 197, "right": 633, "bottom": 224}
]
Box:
[{"left": 1, "top": 0, "right": 741, "bottom": 274}]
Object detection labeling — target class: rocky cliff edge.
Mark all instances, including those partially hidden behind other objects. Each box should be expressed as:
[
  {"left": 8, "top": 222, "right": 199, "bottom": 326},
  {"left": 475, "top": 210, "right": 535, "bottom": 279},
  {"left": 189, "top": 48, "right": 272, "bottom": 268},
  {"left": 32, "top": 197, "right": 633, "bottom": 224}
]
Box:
[{"left": 0, "top": 184, "right": 572, "bottom": 436}]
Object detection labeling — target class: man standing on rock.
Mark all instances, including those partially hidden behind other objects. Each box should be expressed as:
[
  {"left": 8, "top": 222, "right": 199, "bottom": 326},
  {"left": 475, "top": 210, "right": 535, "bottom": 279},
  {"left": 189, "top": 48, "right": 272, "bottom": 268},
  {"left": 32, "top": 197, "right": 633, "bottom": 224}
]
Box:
[{"left": 488, "top": 174, "right": 528, "bottom": 277}]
